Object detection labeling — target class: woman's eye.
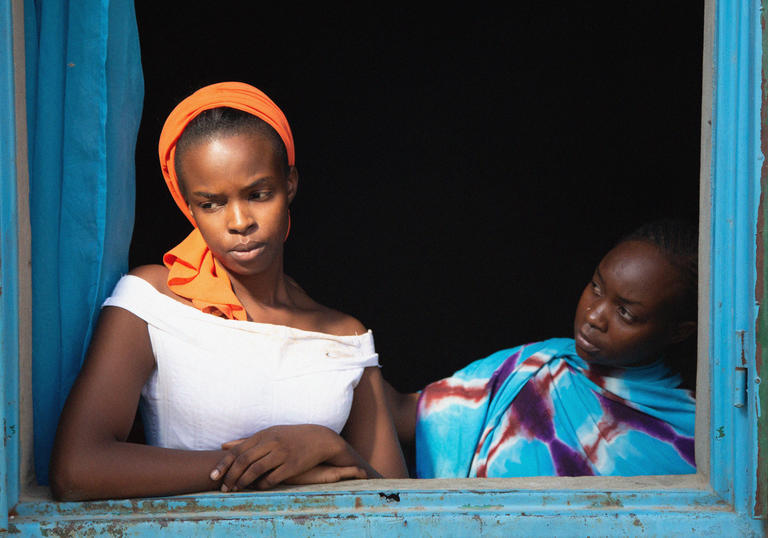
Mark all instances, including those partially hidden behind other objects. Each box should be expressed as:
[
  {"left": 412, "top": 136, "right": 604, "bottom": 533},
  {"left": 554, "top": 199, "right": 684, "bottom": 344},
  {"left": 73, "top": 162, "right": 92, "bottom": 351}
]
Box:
[
  {"left": 249, "top": 191, "right": 272, "bottom": 201},
  {"left": 618, "top": 305, "right": 636, "bottom": 322},
  {"left": 200, "top": 201, "right": 219, "bottom": 210},
  {"left": 590, "top": 280, "right": 602, "bottom": 295}
]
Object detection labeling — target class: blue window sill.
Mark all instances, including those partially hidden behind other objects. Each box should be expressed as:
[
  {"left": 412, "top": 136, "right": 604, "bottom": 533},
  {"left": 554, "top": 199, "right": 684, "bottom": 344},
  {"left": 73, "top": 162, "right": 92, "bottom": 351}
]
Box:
[{"left": 8, "top": 476, "right": 763, "bottom": 536}]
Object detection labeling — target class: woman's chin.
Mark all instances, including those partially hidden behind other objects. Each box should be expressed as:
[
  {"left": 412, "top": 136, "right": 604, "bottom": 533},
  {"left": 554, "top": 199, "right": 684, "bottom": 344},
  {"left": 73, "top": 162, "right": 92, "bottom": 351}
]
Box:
[
  {"left": 220, "top": 259, "right": 271, "bottom": 279},
  {"left": 574, "top": 345, "right": 613, "bottom": 367}
]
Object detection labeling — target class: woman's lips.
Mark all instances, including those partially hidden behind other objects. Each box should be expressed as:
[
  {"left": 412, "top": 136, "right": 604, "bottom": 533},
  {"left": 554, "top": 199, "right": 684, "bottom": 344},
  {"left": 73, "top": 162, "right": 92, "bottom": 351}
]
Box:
[
  {"left": 229, "top": 241, "right": 265, "bottom": 261},
  {"left": 575, "top": 327, "right": 600, "bottom": 353}
]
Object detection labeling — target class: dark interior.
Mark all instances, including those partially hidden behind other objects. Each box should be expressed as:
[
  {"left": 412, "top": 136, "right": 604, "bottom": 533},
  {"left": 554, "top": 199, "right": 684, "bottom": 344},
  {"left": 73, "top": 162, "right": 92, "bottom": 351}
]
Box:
[{"left": 130, "top": 3, "right": 703, "bottom": 394}]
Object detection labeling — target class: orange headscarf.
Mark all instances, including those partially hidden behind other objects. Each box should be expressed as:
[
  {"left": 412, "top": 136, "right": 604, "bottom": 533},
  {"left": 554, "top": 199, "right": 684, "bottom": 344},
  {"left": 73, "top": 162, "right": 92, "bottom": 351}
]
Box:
[{"left": 158, "top": 82, "right": 295, "bottom": 320}]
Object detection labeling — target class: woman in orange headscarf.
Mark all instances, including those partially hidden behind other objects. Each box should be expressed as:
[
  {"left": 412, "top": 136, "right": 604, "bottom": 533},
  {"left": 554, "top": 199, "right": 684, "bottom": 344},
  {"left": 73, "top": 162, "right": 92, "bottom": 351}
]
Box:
[{"left": 50, "top": 83, "right": 407, "bottom": 501}]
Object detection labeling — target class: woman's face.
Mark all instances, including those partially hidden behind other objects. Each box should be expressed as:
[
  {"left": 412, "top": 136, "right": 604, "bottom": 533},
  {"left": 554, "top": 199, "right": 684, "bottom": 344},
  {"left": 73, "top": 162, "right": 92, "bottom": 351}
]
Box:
[
  {"left": 572, "top": 240, "right": 692, "bottom": 367},
  {"left": 178, "top": 132, "right": 297, "bottom": 277}
]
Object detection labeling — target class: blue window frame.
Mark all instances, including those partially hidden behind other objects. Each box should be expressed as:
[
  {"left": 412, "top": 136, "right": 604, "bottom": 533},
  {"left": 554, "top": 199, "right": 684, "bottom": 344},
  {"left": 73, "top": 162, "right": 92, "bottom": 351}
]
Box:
[{"left": 1, "top": 0, "right": 765, "bottom": 534}]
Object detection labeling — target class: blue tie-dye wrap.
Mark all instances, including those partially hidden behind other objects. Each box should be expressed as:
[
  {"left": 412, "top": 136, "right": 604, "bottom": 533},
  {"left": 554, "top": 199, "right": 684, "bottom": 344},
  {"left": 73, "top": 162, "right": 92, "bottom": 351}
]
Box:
[{"left": 415, "top": 338, "right": 696, "bottom": 478}]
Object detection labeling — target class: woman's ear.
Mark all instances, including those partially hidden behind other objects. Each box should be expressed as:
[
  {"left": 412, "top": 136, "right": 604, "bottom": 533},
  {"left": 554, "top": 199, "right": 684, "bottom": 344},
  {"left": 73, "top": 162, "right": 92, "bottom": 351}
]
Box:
[
  {"left": 286, "top": 166, "right": 299, "bottom": 203},
  {"left": 669, "top": 320, "right": 696, "bottom": 344},
  {"left": 186, "top": 203, "right": 197, "bottom": 227}
]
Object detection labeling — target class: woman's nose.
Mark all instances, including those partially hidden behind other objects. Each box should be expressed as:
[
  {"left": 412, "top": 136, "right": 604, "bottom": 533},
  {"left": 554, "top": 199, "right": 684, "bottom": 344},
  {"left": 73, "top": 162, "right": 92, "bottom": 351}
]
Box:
[
  {"left": 227, "top": 202, "right": 256, "bottom": 234},
  {"left": 586, "top": 299, "right": 608, "bottom": 331}
]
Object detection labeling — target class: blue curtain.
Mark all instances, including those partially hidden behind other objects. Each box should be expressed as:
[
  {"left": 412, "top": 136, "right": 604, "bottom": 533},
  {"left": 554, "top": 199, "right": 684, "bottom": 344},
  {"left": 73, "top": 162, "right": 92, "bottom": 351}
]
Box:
[{"left": 24, "top": 0, "right": 143, "bottom": 484}]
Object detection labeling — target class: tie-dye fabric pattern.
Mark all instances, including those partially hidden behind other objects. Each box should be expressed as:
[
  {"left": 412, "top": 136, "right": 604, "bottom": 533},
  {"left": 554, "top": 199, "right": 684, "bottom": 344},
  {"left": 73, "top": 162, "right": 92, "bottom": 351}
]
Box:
[{"left": 415, "top": 338, "right": 695, "bottom": 478}]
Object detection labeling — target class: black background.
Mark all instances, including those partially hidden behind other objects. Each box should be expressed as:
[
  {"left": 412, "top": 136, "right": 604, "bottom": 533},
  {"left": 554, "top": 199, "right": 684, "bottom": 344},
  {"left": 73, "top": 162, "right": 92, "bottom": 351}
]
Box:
[{"left": 130, "top": 3, "right": 703, "bottom": 393}]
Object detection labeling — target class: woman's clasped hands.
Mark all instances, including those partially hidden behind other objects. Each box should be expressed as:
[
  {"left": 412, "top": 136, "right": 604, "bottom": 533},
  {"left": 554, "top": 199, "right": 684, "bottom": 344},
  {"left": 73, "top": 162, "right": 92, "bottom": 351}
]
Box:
[{"left": 211, "top": 424, "right": 370, "bottom": 492}]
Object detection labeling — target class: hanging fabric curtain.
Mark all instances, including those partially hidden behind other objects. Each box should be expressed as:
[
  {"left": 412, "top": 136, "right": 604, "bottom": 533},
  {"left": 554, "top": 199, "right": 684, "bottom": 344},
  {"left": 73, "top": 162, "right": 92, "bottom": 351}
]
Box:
[{"left": 24, "top": 0, "right": 144, "bottom": 484}]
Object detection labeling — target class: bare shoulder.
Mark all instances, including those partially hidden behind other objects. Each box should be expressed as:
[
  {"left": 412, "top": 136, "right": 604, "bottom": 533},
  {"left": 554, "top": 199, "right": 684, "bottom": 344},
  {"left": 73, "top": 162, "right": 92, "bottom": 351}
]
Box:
[
  {"left": 321, "top": 308, "right": 368, "bottom": 337},
  {"left": 299, "top": 296, "right": 367, "bottom": 337},
  {"left": 286, "top": 276, "right": 367, "bottom": 336},
  {"left": 127, "top": 265, "right": 177, "bottom": 298},
  {"left": 128, "top": 264, "right": 168, "bottom": 285}
]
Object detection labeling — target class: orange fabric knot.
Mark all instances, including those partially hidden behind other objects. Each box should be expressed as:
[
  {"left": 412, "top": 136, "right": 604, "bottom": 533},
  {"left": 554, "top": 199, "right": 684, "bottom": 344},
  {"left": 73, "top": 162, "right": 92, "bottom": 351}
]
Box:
[
  {"left": 162, "top": 229, "right": 247, "bottom": 321},
  {"left": 157, "top": 82, "right": 295, "bottom": 320}
]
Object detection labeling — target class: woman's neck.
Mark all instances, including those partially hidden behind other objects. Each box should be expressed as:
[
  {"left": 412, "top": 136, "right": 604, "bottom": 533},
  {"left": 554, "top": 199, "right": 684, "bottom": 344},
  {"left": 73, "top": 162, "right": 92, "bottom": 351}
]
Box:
[{"left": 226, "top": 260, "right": 294, "bottom": 312}]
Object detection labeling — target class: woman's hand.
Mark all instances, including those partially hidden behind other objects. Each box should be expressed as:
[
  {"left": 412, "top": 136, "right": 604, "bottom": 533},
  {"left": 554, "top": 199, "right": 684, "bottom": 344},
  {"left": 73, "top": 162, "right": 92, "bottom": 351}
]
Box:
[
  {"left": 212, "top": 424, "right": 367, "bottom": 492},
  {"left": 210, "top": 366, "right": 409, "bottom": 493},
  {"left": 283, "top": 464, "right": 367, "bottom": 485}
]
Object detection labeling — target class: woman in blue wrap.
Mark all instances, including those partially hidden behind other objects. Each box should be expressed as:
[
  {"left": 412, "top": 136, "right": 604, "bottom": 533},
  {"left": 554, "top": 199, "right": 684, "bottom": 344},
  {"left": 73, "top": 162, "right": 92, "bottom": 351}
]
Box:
[{"left": 386, "top": 219, "right": 698, "bottom": 478}]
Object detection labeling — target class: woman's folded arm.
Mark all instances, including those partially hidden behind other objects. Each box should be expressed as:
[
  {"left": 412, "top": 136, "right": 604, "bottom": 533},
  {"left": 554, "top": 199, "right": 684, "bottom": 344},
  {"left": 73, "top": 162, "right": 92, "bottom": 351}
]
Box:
[{"left": 50, "top": 306, "right": 225, "bottom": 500}]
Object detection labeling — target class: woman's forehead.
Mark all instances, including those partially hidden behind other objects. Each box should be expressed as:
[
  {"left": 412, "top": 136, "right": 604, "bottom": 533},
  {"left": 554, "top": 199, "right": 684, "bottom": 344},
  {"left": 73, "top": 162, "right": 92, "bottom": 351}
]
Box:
[
  {"left": 182, "top": 133, "right": 281, "bottom": 169},
  {"left": 598, "top": 241, "right": 683, "bottom": 306}
]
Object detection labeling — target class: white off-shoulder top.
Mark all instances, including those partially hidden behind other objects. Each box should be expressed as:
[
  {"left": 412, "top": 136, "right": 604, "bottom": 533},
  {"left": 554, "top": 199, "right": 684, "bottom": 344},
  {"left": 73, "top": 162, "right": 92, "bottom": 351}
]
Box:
[{"left": 102, "top": 275, "right": 379, "bottom": 451}]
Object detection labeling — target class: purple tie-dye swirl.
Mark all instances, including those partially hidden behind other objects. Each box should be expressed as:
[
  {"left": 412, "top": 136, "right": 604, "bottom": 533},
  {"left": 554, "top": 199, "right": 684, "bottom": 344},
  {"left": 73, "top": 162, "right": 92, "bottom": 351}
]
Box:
[{"left": 415, "top": 338, "right": 696, "bottom": 478}]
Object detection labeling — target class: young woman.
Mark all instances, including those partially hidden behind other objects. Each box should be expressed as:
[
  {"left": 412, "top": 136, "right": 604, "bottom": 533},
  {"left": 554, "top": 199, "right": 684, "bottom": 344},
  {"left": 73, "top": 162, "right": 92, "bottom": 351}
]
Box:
[
  {"left": 50, "top": 82, "right": 407, "bottom": 501},
  {"left": 386, "top": 219, "right": 698, "bottom": 478}
]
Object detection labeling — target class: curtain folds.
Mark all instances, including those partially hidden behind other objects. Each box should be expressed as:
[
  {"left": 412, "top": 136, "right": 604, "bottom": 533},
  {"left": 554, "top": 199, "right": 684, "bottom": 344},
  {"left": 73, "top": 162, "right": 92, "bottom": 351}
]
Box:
[{"left": 24, "top": 0, "right": 143, "bottom": 484}]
